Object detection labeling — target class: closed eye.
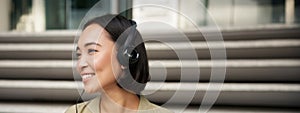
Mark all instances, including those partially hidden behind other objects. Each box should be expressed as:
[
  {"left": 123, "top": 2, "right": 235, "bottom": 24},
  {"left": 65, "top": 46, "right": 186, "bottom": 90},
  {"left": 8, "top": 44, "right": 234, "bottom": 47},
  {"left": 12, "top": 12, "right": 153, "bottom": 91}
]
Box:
[{"left": 88, "top": 49, "right": 98, "bottom": 54}]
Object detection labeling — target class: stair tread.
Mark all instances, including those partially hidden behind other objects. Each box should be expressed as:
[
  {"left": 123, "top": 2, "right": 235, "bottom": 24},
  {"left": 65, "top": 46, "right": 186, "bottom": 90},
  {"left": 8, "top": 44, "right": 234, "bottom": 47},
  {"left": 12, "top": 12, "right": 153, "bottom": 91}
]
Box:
[
  {"left": 0, "top": 102, "right": 299, "bottom": 113},
  {"left": 0, "top": 80, "right": 299, "bottom": 92},
  {"left": 1, "top": 26, "right": 300, "bottom": 43},
  {"left": 0, "top": 59, "right": 299, "bottom": 68},
  {"left": 0, "top": 102, "right": 71, "bottom": 113},
  {"left": 0, "top": 39, "right": 299, "bottom": 51},
  {"left": 0, "top": 80, "right": 299, "bottom": 107},
  {"left": 0, "top": 59, "right": 299, "bottom": 82}
]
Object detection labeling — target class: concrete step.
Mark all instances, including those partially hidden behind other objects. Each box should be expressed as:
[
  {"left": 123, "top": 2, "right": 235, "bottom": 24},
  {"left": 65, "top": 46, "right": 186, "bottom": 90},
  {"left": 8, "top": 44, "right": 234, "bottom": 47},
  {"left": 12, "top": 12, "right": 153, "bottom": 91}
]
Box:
[
  {"left": 0, "top": 26, "right": 299, "bottom": 43},
  {"left": 0, "top": 43, "right": 73, "bottom": 59},
  {"left": 0, "top": 59, "right": 299, "bottom": 82},
  {"left": 1, "top": 102, "right": 300, "bottom": 113},
  {"left": 0, "top": 80, "right": 299, "bottom": 107},
  {"left": 0, "top": 102, "right": 71, "bottom": 113},
  {"left": 0, "top": 39, "right": 299, "bottom": 59},
  {"left": 146, "top": 39, "right": 300, "bottom": 59},
  {"left": 143, "top": 25, "right": 300, "bottom": 42},
  {"left": 0, "top": 31, "right": 76, "bottom": 43}
]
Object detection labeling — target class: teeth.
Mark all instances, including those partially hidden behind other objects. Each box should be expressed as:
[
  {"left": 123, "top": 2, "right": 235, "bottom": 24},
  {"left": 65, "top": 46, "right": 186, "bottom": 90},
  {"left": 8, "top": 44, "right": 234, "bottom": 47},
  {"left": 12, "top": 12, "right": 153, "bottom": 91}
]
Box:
[{"left": 82, "top": 74, "right": 95, "bottom": 80}]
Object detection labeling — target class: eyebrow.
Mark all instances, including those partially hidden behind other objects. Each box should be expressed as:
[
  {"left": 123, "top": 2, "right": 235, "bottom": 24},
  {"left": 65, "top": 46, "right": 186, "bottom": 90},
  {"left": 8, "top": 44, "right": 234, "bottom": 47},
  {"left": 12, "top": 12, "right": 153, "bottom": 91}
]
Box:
[
  {"left": 84, "top": 42, "right": 102, "bottom": 47},
  {"left": 76, "top": 42, "right": 102, "bottom": 51}
]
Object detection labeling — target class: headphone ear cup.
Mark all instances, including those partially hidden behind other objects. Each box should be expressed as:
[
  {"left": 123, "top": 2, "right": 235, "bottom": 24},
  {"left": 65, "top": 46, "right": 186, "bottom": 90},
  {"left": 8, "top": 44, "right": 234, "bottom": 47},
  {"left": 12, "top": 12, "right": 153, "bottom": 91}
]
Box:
[
  {"left": 117, "top": 47, "right": 139, "bottom": 67},
  {"left": 129, "top": 49, "right": 139, "bottom": 64}
]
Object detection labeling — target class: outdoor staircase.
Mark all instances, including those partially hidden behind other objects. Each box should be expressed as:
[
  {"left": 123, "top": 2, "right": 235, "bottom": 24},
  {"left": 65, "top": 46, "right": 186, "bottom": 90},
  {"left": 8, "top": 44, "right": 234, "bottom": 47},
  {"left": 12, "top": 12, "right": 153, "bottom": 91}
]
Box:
[{"left": 0, "top": 26, "right": 300, "bottom": 113}]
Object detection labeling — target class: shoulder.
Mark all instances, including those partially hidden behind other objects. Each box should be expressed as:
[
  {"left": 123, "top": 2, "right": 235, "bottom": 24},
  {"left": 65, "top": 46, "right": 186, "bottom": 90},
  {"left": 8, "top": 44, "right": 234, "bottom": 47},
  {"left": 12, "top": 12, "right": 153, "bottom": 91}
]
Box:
[
  {"left": 65, "top": 96, "right": 100, "bottom": 113},
  {"left": 138, "top": 96, "right": 174, "bottom": 113},
  {"left": 65, "top": 101, "right": 89, "bottom": 113}
]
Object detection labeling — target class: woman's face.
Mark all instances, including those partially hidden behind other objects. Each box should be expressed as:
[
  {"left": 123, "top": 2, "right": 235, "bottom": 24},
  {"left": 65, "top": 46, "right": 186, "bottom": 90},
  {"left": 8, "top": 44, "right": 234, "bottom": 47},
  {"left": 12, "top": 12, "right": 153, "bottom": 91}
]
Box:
[{"left": 76, "top": 24, "right": 123, "bottom": 93}]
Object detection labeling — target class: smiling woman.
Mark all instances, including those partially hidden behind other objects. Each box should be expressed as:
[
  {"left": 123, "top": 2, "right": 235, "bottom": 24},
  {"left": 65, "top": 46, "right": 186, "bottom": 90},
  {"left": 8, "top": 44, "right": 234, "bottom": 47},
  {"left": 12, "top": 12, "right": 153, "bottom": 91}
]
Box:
[{"left": 65, "top": 14, "right": 173, "bottom": 113}]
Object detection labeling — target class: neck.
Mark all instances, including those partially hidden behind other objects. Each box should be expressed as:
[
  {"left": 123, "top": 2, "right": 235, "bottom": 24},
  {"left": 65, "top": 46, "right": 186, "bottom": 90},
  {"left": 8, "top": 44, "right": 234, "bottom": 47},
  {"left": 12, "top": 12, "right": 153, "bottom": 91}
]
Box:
[{"left": 100, "top": 84, "right": 139, "bottom": 113}]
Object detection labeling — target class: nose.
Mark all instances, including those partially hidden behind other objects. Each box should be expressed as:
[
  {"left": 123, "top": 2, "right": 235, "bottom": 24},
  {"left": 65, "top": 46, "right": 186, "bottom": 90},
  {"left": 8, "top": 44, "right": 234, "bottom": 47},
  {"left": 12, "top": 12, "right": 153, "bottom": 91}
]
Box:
[{"left": 77, "top": 57, "right": 88, "bottom": 70}]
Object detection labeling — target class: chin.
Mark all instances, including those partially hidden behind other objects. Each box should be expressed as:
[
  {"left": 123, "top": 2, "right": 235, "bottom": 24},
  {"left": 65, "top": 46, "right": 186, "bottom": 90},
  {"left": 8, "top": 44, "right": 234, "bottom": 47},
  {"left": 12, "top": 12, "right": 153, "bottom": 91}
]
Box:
[
  {"left": 83, "top": 83, "right": 101, "bottom": 94},
  {"left": 84, "top": 87, "right": 100, "bottom": 94}
]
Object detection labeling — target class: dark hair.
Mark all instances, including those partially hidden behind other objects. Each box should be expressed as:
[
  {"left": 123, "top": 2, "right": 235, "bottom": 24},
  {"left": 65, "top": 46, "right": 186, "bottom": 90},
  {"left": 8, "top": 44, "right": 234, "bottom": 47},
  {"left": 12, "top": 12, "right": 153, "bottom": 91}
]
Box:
[{"left": 83, "top": 14, "right": 149, "bottom": 94}]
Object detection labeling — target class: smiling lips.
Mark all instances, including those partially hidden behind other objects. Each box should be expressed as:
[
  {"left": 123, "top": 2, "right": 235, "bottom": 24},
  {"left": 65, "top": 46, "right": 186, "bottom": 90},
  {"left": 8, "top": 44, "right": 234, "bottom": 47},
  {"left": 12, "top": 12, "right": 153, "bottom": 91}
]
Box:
[{"left": 81, "top": 73, "right": 95, "bottom": 82}]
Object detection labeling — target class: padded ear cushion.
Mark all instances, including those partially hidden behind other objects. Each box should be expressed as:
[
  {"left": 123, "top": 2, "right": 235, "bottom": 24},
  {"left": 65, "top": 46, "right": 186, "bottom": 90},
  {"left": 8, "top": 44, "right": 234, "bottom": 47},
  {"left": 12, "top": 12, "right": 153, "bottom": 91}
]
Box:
[
  {"left": 117, "top": 46, "right": 128, "bottom": 66},
  {"left": 117, "top": 71, "right": 145, "bottom": 94}
]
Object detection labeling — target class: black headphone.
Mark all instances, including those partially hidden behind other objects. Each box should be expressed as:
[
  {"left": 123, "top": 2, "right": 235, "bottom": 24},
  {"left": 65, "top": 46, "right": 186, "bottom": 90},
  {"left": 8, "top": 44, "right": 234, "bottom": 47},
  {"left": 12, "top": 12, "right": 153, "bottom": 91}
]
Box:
[{"left": 116, "top": 20, "right": 140, "bottom": 67}]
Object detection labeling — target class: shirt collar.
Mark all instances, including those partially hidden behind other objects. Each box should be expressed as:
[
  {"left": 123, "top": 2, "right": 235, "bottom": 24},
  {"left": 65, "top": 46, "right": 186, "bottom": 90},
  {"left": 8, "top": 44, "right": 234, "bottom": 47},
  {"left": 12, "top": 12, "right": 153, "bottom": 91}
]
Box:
[{"left": 85, "top": 95, "right": 151, "bottom": 113}]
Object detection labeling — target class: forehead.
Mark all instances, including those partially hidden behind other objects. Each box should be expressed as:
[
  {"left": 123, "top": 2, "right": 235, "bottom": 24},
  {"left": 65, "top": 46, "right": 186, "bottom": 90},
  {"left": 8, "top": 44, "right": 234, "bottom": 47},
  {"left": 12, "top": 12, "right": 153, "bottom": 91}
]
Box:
[{"left": 78, "top": 24, "right": 111, "bottom": 44}]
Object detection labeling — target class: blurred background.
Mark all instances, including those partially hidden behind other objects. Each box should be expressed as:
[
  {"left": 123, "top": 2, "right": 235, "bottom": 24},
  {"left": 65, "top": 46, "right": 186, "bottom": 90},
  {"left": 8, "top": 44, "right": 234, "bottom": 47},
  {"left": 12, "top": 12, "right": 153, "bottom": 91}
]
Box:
[
  {"left": 0, "top": 0, "right": 300, "bottom": 112},
  {"left": 1, "top": 0, "right": 300, "bottom": 31}
]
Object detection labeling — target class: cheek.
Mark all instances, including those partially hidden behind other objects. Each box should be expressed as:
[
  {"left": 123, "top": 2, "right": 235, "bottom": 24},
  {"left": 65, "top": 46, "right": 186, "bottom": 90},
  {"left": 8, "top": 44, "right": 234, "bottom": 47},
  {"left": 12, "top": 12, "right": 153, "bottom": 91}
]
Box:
[
  {"left": 93, "top": 54, "right": 109, "bottom": 72},
  {"left": 94, "top": 51, "right": 116, "bottom": 79},
  {"left": 93, "top": 50, "right": 123, "bottom": 82}
]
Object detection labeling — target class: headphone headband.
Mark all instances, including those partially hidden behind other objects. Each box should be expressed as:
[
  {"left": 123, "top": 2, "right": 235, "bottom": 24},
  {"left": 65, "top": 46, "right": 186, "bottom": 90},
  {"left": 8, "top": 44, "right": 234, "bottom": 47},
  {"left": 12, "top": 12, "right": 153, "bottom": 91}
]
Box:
[{"left": 129, "top": 19, "right": 137, "bottom": 25}]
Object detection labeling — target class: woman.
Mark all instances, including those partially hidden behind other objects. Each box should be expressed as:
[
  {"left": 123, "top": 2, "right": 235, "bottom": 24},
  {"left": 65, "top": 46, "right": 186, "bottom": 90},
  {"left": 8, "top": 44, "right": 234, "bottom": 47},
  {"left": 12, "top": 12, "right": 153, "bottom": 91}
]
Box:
[{"left": 65, "top": 14, "right": 173, "bottom": 113}]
